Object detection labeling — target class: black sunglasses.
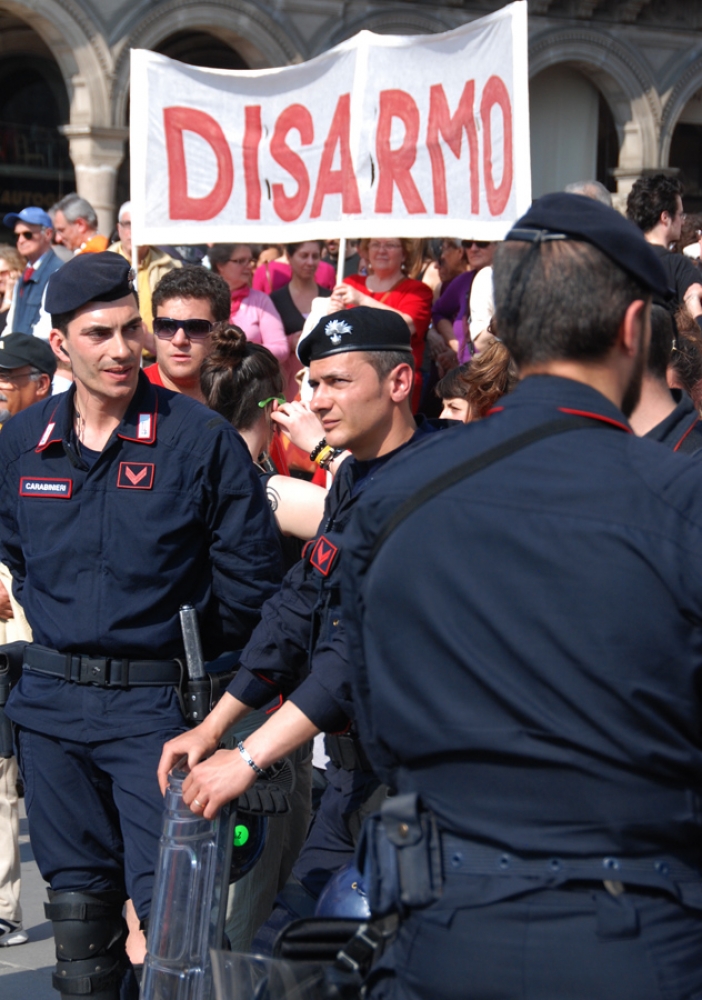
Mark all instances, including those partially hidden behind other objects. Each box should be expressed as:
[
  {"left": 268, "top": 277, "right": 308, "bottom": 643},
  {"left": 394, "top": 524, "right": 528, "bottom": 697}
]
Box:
[
  {"left": 462, "top": 240, "right": 491, "bottom": 249},
  {"left": 15, "top": 231, "right": 38, "bottom": 242},
  {"left": 153, "top": 317, "right": 214, "bottom": 340}
]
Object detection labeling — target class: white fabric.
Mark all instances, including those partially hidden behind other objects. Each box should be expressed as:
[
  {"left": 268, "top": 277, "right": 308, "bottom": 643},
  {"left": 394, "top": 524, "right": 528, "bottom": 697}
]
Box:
[
  {"left": 130, "top": 3, "right": 530, "bottom": 245},
  {"left": 469, "top": 265, "right": 494, "bottom": 341}
]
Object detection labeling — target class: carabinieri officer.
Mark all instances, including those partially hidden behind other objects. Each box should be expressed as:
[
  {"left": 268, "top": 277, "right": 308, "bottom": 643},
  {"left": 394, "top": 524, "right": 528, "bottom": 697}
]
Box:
[
  {"left": 342, "top": 195, "right": 702, "bottom": 998},
  {"left": 0, "top": 252, "right": 281, "bottom": 1000}
]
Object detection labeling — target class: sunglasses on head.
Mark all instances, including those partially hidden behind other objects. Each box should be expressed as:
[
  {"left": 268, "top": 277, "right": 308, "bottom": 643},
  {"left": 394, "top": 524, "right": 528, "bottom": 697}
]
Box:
[
  {"left": 153, "top": 317, "right": 214, "bottom": 340},
  {"left": 463, "top": 240, "right": 491, "bottom": 249}
]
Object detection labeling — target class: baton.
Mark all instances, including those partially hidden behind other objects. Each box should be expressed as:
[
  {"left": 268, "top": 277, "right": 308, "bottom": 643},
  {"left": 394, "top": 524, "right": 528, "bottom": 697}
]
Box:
[{"left": 179, "top": 604, "right": 209, "bottom": 724}]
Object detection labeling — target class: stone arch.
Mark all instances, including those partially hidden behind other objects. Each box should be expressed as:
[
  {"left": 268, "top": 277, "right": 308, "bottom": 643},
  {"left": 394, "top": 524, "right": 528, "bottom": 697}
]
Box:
[
  {"left": 529, "top": 27, "right": 661, "bottom": 190},
  {"left": 659, "top": 51, "right": 702, "bottom": 166},
  {"left": 0, "top": 0, "right": 111, "bottom": 127},
  {"left": 311, "top": 8, "right": 455, "bottom": 57},
  {"left": 112, "top": 0, "right": 305, "bottom": 129}
]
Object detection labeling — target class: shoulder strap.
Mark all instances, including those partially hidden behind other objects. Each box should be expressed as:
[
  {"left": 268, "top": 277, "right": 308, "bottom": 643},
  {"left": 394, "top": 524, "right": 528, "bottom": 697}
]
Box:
[{"left": 369, "top": 415, "right": 618, "bottom": 561}]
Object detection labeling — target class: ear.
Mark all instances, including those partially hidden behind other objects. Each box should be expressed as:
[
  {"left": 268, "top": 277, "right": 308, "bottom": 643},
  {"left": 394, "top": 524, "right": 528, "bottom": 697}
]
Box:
[
  {"left": 618, "top": 299, "right": 649, "bottom": 359},
  {"left": 49, "top": 327, "right": 69, "bottom": 360},
  {"left": 387, "top": 362, "right": 414, "bottom": 403},
  {"left": 36, "top": 374, "right": 51, "bottom": 400}
]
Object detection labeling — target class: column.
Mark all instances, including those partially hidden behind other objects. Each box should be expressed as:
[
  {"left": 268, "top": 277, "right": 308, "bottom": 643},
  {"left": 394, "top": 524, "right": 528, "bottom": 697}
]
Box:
[{"left": 60, "top": 125, "right": 129, "bottom": 237}]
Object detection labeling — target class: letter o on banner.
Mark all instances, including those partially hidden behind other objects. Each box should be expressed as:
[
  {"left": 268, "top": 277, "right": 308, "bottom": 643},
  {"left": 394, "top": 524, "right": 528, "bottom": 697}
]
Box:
[
  {"left": 164, "top": 107, "right": 234, "bottom": 221},
  {"left": 480, "top": 76, "right": 513, "bottom": 217}
]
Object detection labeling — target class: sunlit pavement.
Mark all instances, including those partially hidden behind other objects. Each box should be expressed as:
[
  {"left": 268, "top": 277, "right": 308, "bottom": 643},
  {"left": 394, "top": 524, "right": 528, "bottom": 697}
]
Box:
[{"left": 0, "top": 799, "right": 55, "bottom": 1000}]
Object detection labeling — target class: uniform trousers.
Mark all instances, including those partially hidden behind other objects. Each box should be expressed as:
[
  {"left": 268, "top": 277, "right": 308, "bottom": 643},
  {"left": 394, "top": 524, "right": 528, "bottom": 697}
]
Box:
[
  {"left": 367, "top": 884, "right": 702, "bottom": 1000},
  {"left": 0, "top": 756, "right": 21, "bottom": 924},
  {"left": 16, "top": 725, "right": 184, "bottom": 919}
]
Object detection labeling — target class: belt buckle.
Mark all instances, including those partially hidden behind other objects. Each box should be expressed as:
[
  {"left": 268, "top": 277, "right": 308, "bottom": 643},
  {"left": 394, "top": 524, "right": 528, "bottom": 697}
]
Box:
[{"left": 80, "top": 656, "right": 109, "bottom": 686}]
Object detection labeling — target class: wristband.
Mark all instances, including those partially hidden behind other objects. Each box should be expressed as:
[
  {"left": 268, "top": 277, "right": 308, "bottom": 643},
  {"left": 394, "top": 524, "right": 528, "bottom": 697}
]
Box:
[
  {"left": 309, "top": 437, "right": 328, "bottom": 462},
  {"left": 238, "top": 741, "right": 265, "bottom": 776}
]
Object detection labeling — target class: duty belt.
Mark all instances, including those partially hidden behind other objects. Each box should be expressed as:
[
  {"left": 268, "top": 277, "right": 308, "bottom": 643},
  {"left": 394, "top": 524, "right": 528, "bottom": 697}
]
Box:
[
  {"left": 440, "top": 837, "right": 702, "bottom": 891},
  {"left": 24, "top": 644, "right": 181, "bottom": 688},
  {"left": 325, "top": 733, "right": 374, "bottom": 772}
]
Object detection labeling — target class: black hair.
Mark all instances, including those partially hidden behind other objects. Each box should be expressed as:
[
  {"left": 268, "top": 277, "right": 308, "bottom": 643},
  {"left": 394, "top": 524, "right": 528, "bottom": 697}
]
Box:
[
  {"left": 151, "top": 265, "right": 231, "bottom": 323},
  {"left": 648, "top": 305, "right": 675, "bottom": 380},
  {"left": 493, "top": 239, "right": 649, "bottom": 368},
  {"left": 626, "top": 174, "right": 683, "bottom": 234},
  {"left": 364, "top": 349, "right": 415, "bottom": 380},
  {"left": 285, "top": 241, "right": 323, "bottom": 258},
  {"left": 201, "top": 326, "right": 284, "bottom": 430}
]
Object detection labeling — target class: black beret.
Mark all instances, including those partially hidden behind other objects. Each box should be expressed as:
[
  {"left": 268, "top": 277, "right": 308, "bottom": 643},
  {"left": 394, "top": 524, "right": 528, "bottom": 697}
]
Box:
[
  {"left": 45, "top": 251, "right": 136, "bottom": 318},
  {"left": 297, "top": 306, "right": 412, "bottom": 367},
  {"left": 506, "top": 192, "right": 670, "bottom": 299},
  {"left": 0, "top": 333, "right": 56, "bottom": 377}
]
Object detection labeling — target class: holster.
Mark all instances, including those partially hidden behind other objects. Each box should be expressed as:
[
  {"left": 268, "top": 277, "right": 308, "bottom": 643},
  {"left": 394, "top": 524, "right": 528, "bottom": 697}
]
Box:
[
  {"left": 179, "top": 668, "right": 238, "bottom": 726},
  {"left": 0, "top": 642, "right": 28, "bottom": 759},
  {"left": 356, "top": 793, "right": 443, "bottom": 917}
]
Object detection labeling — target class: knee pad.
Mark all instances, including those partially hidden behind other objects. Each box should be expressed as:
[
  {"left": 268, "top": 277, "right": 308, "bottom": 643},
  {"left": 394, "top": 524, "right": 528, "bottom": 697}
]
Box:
[{"left": 44, "top": 890, "right": 127, "bottom": 999}]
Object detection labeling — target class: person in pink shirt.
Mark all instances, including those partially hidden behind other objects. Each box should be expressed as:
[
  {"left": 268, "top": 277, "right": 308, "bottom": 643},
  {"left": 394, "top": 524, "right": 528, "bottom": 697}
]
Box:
[
  {"left": 252, "top": 251, "right": 335, "bottom": 295},
  {"left": 209, "top": 244, "right": 289, "bottom": 363}
]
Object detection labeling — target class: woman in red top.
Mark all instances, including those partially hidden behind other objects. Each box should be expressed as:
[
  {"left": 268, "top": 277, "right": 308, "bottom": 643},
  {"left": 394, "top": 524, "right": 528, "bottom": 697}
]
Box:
[{"left": 330, "top": 237, "right": 432, "bottom": 410}]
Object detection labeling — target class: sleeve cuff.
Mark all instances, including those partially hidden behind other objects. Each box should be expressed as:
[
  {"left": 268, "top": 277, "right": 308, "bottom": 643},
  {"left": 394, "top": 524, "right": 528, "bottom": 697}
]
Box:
[
  {"left": 226, "top": 667, "right": 280, "bottom": 710},
  {"left": 289, "top": 673, "right": 350, "bottom": 733}
]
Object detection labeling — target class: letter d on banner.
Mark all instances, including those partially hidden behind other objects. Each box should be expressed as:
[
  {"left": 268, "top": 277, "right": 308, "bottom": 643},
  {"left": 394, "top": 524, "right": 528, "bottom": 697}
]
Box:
[{"left": 163, "top": 107, "right": 233, "bottom": 220}]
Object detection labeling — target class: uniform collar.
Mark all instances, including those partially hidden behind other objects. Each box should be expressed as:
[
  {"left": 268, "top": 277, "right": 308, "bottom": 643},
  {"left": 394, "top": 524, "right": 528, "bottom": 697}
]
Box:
[
  {"left": 34, "top": 371, "right": 158, "bottom": 452},
  {"left": 493, "top": 374, "right": 632, "bottom": 433},
  {"left": 645, "top": 392, "right": 699, "bottom": 451}
]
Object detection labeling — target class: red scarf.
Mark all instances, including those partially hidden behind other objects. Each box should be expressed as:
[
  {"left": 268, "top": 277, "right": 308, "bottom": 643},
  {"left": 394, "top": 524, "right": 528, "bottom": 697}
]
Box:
[{"left": 230, "top": 284, "right": 250, "bottom": 317}]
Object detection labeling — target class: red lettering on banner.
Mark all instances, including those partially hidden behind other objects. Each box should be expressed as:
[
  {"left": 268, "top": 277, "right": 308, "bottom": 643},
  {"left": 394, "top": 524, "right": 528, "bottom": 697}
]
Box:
[
  {"left": 427, "top": 82, "right": 479, "bottom": 216},
  {"left": 163, "top": 107, "right": 233, "bottom": 221},
  {"left": 270, "top": 105, "right": 314, "bottom": 223},
  {"left": 243, "top": 106, "right": 262, "bottom": 220},
  {"left": 375, "top": 90, "right": 427, "bottom": 215},
  {"left": 480, "top": 76, "right": 513, "bottom": 216},
  {"left": 311, "top": 94, "right": 361, "bottom": 218}
]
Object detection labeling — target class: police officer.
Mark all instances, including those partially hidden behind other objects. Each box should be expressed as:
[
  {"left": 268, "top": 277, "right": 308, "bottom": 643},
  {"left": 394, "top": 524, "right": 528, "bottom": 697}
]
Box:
[
  {"left": 341, "top": 194, "right": 702, "bottom": 998},
  {"left": 158, "top": 307, "right": 440, "bottom": 940},
  {"left": 0, "top": 252, "right": 281, "bottom": 999}
]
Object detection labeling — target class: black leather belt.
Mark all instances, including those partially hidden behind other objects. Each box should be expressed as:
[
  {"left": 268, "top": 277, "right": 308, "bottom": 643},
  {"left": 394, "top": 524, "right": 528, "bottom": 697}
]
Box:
[
  {"left": 24, "top": 644, "right": 182, "bottom": 688},
  {"left": 325, "top": 733, "right": 374, "bottom": 772},
  {"left": 441, "top": 837, "right": 702, "bottom": 890}
]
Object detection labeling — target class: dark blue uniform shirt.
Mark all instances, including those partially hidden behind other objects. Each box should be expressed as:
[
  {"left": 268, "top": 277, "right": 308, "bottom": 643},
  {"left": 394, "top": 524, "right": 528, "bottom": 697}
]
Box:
[
  {"left": 228, "top": 422, "right": 440, "bottom": 733},
  {"left": 343, "top": 375, "right": 702, "bottom": 883},
  {"left": 0, "top": 373, "right": 282, "bottom": 740},
  {"left": 645, "top": 391, "right": 702, "bottom": 453}
]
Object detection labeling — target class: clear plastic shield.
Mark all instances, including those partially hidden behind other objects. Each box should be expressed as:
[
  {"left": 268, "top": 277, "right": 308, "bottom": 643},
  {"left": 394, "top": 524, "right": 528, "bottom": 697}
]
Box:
[{"left": 210, "top": 951, "right": 329, "bottom": 1000}]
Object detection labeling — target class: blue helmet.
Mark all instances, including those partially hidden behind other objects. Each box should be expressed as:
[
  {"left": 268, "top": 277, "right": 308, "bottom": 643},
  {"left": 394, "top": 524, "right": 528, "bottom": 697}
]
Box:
[{"left": 314, "top": 862, "right": 371, "bottom": 919}]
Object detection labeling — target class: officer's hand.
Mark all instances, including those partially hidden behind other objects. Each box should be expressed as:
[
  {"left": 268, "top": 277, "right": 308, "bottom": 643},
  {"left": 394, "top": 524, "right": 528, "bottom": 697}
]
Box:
[
  {"left": 157, "top": 727, "right": 219, "bottom": 795},
  {"left": 182, "top": 748, "right": 257, "bottom": 820},
  {"left": 271, "top": 401, "right": 325, "bottom": 454},
  {"left": 0, "top": 579, "right": 13, "bottom": 621}
]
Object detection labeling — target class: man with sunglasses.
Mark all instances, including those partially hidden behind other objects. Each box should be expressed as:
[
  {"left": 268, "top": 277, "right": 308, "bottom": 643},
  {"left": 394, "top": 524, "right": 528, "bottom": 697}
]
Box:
[
  {"left": 0, "top": 252, "right": 281, "bottom": 1000},
  {"left": 2, "top": 207, "right": 63, "bottom": 340},
  {"left": 145, "top": 266, "right": 231, "bottom": 403}
]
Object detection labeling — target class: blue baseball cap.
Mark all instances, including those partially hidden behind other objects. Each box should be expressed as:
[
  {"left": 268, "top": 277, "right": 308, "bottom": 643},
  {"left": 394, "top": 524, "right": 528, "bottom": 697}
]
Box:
[{"left": 3, "top": 206, "right": 53, "bottom": 230}]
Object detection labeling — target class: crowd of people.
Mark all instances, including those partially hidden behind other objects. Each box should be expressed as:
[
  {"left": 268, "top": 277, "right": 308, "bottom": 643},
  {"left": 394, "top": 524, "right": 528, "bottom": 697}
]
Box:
[{"left": 1, "top": 171, "right": 702, "bottom": 1000}]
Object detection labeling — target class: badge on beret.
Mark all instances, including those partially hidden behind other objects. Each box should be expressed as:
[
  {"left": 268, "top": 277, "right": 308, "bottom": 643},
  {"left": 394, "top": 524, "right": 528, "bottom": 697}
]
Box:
[{"left": 325, "top": 319, "right": 353, "bottom": 346}]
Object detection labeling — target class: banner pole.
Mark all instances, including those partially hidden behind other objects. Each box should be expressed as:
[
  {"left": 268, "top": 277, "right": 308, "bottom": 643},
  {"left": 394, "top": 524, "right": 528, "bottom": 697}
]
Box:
[{"left": 336, "top": 237, "right": 346, "bottom": 286}]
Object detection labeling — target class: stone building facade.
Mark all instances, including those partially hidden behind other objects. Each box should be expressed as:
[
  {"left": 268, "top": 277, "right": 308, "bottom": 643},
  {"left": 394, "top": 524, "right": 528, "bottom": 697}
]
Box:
[{"left": 1, "top": 0, "right": 702, "bottom": 235}]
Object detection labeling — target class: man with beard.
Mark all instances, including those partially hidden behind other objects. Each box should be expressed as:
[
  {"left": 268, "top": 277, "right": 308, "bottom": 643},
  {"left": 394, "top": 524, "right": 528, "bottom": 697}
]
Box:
[{"left": 340, "top": 194, "right": 702, "bottom": 999}]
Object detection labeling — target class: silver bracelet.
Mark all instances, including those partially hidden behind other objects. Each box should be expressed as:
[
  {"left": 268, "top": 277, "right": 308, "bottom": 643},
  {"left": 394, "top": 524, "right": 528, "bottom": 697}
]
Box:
[{"left": 238, "top": 741, "right": 265, "bottom": 776}]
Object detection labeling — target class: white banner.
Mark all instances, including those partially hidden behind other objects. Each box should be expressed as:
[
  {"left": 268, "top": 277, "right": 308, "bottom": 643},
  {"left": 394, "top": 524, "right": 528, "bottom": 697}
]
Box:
[{"left": 130, "top": 2, "right": 530, "bottom": 246}]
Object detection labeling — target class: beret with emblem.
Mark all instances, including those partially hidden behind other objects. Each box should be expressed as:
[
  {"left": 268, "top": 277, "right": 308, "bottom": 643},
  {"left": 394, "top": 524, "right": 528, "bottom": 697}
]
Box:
[
  {"left": 506, "top": 192, "right": 670, "bottom": 298},
  {"left": 0, "top": 332, "right": 56, "bottom": 377},
  {"left": 45, "top": 251, "right": 135, "bottom": 320},
  {"left": 297, "top": 306, "right": 412, "bottom": 367}
]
